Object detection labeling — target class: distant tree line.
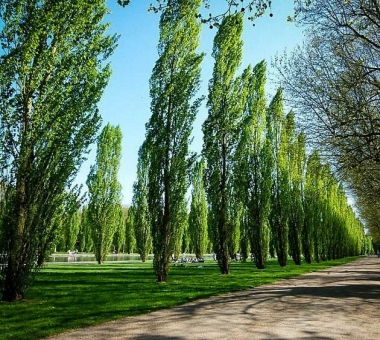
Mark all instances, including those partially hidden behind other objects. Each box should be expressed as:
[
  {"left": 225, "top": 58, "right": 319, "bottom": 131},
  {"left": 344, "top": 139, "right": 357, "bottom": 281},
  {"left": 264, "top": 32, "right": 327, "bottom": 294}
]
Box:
[
  {"left": 53, "top": 203, "right": 132, "bottom": 255},
  {"left": 273, "top": 0, "right": 380, "bottom": 245}
]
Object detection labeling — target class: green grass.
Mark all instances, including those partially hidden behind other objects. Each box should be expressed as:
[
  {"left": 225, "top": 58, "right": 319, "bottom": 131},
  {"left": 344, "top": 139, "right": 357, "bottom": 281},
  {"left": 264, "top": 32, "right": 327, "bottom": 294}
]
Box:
[{"left": 0, "top": 256, "right": 359, "bottom": 340}]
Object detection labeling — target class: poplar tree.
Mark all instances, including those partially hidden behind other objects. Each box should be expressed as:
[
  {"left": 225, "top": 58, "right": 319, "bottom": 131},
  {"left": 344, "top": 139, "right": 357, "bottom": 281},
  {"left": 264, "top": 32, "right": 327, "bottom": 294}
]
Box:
[
  {"left": 303, "top": 152, "right": 367, "bottom": 261},
  {"left": 236, "top": 61, "right": 273, "bottom": 269},
  {"left": 132, "top": 143, "right": 152, "bottom": 262},
  {"left": 145, "top": 0, "right": 203, "bottom": 282},
  {"left": 268, "top": 88, "right": 290, "bottom": 267},
  {"left": 303, "top": 151, "right": 326, "bottom": 263},
  {"left": 286, "top": 115, "right": 305, "bottom": 265},
  {"left": 0, "top": 0, "right": 116, "bottom": 301},
  {"left": 87, "top": 124, "right": 123, "bottom": 264},
  {"left": 124, "top": 207, "right": 136, "bottom": 254},
  {"left": 188, "top": 159, "right": 208, "bottom": 259},
  {"left": 203, "top": 14, "right": 245, "bottom": 274}
]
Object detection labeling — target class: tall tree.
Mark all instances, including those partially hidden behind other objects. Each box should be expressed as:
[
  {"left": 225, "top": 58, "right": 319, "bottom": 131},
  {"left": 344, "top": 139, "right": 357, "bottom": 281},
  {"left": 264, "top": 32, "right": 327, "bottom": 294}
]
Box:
[
  {"left": 132, "top": 143, "right": 152, "bottom": 262},
  {"left": 145, "top": 0, "right": 203, "bottom": 282},
  {"left": 188, "top": 159, "right": 208, "bottom": 259},
  {"left": 0, "top": 0, "right": 116, "bottom": 301},
  {"left": 286, "top": 116, "right": 305, "bottom": 265},
  {"left": 268, "top": 88, "right": 290, "bottom": 267},
  {"left": 203, "top": 13, "right": 246, "bottom": 274},
  {"left": 236, "top": 61, "right": 273, "bottom": 269},
  {"left": 303, "top": 151, "right": 320, "bottom": 263},
  {"left": 124, "top": 206, "right": 136, "bottom": 254},
  {"left": 86, "top": 124, "right": 123, "bottom": 264}
]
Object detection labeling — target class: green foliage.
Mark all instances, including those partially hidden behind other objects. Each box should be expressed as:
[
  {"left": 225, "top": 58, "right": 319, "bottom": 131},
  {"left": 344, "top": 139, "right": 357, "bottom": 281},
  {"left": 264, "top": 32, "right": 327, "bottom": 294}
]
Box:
[
  {"left": 236, "top": 61, "right": 273, "bottom": 269},
  {"left": 303, "top": 151, "right": 324, "bottom": 263},
  {"left": 124, "top": 206, "right": 136, "bottom": 254},
  {"left": 188, "top": 159, "right": 208, "bottom": 259},
  {"left": 267, "top": 88, "right": 290, "bottom": 267},
  {"left": 302, "top": 151, "right": 366, "bottom": 262},
  {"left": 145, "top": 0, "right": 204, "bottom": 281},
  {"left": 287, "top": 129, "right": 306, "bottom": 265},
  {"left": 172, "top": 198, "right": 188, "bottom": 259},
  {"left": 0, "top": 0, "right": 117, "bottom": 301},
  {"left": 112, "top": 204, "right": 126, "bottom": 253},
  {"left": 77, "top": 206, "right": 93, "bottom": 253},
  {"left": 203, "top": 13, "right": 245, "bottom": 274},
  {"left": 56, "top": 199, "right": 81, "bottom": 252},
  {"left": 275, "top": 0, "right": 380, "bottom": 244},
  {"left": 86, "top": 124, "right": 123, "bottom": 264},
  {"left": 132, "top": 142, "right": 152, "bottom": 262}
]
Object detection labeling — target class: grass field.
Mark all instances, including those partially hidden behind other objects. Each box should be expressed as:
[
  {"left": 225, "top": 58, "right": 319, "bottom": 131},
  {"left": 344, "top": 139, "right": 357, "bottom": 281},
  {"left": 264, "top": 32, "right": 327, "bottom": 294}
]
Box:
[{"left": 0, "top": 256, "right": 359, "bottom": 340}]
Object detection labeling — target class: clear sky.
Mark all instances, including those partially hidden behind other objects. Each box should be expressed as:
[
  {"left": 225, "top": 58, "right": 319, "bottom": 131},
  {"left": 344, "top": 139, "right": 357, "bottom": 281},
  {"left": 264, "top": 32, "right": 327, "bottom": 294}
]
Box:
[{"left": 76, "top": 0, "right": 305, "bottom": 206}]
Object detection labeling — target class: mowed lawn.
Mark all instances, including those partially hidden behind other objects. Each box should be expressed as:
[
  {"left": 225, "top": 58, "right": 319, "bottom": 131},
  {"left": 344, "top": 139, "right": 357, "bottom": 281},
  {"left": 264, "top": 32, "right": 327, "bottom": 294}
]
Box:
[{"left": 0, "top": 256, "right": 359, "bottom": 340}]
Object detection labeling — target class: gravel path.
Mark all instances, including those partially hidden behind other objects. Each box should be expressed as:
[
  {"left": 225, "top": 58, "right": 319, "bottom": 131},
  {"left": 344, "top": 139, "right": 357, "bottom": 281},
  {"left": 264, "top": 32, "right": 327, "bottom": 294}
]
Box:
[{"left": 48, "top": 256, "right": 380, "bottom": 340}]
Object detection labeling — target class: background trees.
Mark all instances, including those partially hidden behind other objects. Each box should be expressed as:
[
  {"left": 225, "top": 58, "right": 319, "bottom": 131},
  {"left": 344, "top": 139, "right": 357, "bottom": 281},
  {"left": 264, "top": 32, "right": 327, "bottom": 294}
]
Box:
[
  {"left": 112, "top": 204, "right": 127, "bottom": 253},
  {"left": 58, "top": 202, "right": 81, "bottom": 252},
  {"left": 132, "top": 143, "right": 152, "bottom": 262},
  {"left": 145, "top": 0, "right": 204, "bottom": 282},
  {"left": 0, "top": 0, "right": 117, "bottom": 301},
  {"left": 188, "top": 159, "right": 208, "bottom": 259},
  {"left": 274, "top": 0, "right": 380, "bottom": 242},
  {"left": 86, "top": 124, "right": 123, "bottom": 264},
  {"left": 124, "top": 206, "right": 136, "bottom": 254},
  {"left": 77, "top": 206, "right": 94, "bottom": 253}
]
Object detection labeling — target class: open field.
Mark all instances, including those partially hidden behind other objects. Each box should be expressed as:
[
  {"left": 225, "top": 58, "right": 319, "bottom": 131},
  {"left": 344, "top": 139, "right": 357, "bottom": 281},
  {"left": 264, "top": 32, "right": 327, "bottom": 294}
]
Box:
[{"left": 0, "top": 256, "right": 360, "bottom": 340}]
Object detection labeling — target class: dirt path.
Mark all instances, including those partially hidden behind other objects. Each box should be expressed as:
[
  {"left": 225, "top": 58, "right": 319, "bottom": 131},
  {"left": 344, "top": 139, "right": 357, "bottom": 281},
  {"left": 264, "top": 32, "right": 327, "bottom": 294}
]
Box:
[{"left": 49, "top": 256, "right": 380, "bottom": 340}]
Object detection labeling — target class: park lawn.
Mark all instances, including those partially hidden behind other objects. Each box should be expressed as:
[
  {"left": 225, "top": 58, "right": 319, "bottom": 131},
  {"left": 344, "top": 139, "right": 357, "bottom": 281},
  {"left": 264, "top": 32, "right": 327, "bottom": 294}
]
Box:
[{"left": 0, "top": 256, "right": 359, "bottom": 340}]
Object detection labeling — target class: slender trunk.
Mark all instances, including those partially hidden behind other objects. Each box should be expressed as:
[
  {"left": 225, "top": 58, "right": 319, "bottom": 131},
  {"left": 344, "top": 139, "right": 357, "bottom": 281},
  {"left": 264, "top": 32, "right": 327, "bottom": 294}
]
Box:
[
  {"left": 154, "top": 91, "right": 173, "bottom": 282},
  {"left": 2, "top": 170, "right": 30, "bottom": 301}
]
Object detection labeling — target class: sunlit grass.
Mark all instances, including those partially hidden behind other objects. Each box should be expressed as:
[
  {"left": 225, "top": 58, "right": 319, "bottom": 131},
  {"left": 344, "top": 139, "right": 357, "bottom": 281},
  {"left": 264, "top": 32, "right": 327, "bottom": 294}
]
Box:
[{"left": 0, "top": 256, "right": 359, "bottom": 340}]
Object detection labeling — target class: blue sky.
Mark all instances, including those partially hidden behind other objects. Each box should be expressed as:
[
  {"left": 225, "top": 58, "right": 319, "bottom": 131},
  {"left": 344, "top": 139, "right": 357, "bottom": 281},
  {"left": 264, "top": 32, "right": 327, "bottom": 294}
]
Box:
[{"left": 77, "top": 0, "right": 305, "bottom": 205}]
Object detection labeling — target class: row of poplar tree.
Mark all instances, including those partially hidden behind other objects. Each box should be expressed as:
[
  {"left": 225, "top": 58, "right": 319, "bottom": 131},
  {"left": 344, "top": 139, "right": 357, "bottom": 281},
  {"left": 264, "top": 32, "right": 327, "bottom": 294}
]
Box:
[
  {"left": 57, "top": 2, "right": 372, "bottom": 282},
  {"left": 132, "top": 2, "right": 371, "bottom": 281}
]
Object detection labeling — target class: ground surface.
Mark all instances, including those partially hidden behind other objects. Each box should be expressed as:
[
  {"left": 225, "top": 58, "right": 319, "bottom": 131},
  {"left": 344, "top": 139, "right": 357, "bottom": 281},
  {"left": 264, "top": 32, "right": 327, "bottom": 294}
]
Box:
[{"left": 48, "top": 256, "right": 380, "bottom": 340}]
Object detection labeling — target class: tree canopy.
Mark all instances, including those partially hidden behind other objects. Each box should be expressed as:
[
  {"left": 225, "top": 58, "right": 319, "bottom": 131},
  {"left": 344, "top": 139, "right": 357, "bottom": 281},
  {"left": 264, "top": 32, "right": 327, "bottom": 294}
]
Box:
[
  {"left": 144, "top": 0, "right": 204, "bottom": 282},
  {"left": 274, "top": 0, "right": 380, "bottom": 243},
  {"left": 0, "top": 0, "right": 117, "bottom": 301},
  {"left": 87, "top": 124, "right": 123, "bottom": 264}
]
